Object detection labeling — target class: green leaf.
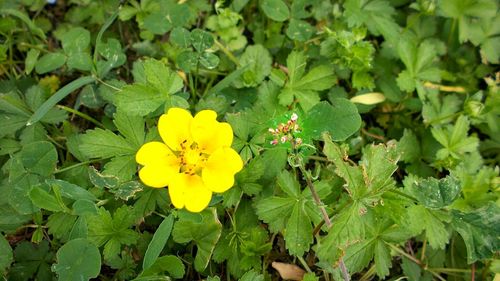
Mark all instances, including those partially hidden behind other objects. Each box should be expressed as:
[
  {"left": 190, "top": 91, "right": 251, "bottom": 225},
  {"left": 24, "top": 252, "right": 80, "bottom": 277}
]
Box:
[
  {"left": 96, "top": 38, "right": 126, "bottom": 77},
  {"left": 46, "top": 179, "right": 97, "bottom": 201},
  {"left": 53, "top": 238, "right": 101, "bottom": 281},
  {"left": 67, "top": 52, "right": 93, "bottom": 71},
  {"left": 8, "top": 240, "right": 53, "bottom": 280},
  {"left": 61, "top": 27, "right": 91, "bottom": 54},
  {"left": 113, "top": 111, "right": 145, "bottom": 148},
  {"left": 199, "top": 52, "right": 220, "bottom": 69},
  {"left": 143, "top": 215, "right": 174, "bottom": 270},
  {"left": 25, "top": 49, "right": 40, "bottom": 75},
  {"left": 279, "top": 51, "right": 336, "bottom": 111},
  {"left": 451, "top": 203, "right": 500, "bottom": 263},
  {"left": 143, "top": 59, "right": 183, "bottom": 96},
  {"left": 140, "top": 255, "right": 185, "bottom": 278},
  {"left": 304, "top": 100, "right": 361, "bottom": 141},
  {"left": 170, "top": 27, "right": 192, "bottom": 48},
  {"left": 233, "top": 45, "right": 272, "bottom": 88},
  {"left": 115, "top": 84, "right": 165, "bottom": 116},
  {"left": 407, "top": 205, "right": 449, "bottom": 249},
  {"left": 285, "top": 202, "right": 313, "bottom": 256},
  {"left": 431, "top": 115, "right": 479, "bottom": 161},
  {"left": 143, "top": 12, "right": 172, "bottom": 35},
  {"left": 316, "top": 202, "right": 366, "bottom": 264},
  {"left": 87, "top": 206, "right": 139, "bottom": 260},
  {"left": 20, "top": 141, "right": 57, "bottom": 176},
  {"left": 191, "top": 29, "right": 214, "bottom": 52},
  {"left": 239, "top": 269, "right": 264, "bottom": 281},
  {"left": 172, "top": 209, "right": 222, "bottom": 272},
  {"left": 0, "top": 235, "right": 13, "bottom": 274},
  {"left": 29, "top": 186, "right": 66, "bottom": 212},
  {"left": 254, "top": 196, "right": 296, "bottom": 233},
  {"left": 286, "top": 19, "right": 315, "bottom": 41},
  {"left": 261, "top": 0, "right": 290, "bottom": 22},
  {"left": 80, "top": 128, "right": 136, "bottom": 159},
  {"left": 35, "top": 52, "right": 66, "bottom": 74},
  {"left": 343, "top": 0, "right": 400, "bottom": 43},
  {"left": 409, "top": 176, "right": 461, "bottom": 209}
]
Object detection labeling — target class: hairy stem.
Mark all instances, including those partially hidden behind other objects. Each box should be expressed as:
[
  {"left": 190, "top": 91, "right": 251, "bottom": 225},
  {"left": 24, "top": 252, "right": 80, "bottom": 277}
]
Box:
[{"left": 298, "top": 159, "right": 351, "bottom": 281}]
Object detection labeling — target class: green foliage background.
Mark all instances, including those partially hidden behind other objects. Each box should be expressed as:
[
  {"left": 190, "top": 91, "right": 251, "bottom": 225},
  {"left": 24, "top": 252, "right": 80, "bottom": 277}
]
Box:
[{"left": 0, "top": 0, "right": 499, "bottom": 280}]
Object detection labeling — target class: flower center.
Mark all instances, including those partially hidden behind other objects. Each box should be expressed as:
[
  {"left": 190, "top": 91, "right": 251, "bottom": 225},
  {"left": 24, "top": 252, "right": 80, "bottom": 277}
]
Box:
[{"left": 178, "top": 142, "right": 208, "bottom": 175}]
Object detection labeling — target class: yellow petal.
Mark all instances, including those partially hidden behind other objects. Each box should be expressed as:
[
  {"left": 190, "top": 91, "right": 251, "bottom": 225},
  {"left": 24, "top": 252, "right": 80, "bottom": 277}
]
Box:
[
  {"left": 138, "top": 164, "right": 178, "bottom": 188},
  {"left": 168, "top": 173, "right": 186, "bottom": 209},
  {"left": 136, "top": 141, "right": 174, "bottom": 166},
  {"left": 158, "top": 108, "right": 193, "bottom": 151},
  {"left": 170, "top": 173, "right": 212, "bottom": 212},
  {"left": 191, "top": 110, "right": 233, "bottom": 153},
  {"left": 202, "top": 147, "right": 243, "bottom": 193}
]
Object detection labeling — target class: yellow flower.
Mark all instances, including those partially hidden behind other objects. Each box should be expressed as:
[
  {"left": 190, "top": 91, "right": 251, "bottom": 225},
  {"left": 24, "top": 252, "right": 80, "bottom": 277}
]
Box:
[{"left": 136, "top": 108, "right": 243, "bottom": 212}]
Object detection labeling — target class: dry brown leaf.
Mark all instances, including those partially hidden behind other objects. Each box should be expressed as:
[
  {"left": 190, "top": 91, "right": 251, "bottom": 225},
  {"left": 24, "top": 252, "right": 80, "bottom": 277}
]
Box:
[{"left": 271, "top": 261, "right": 306, "bottom": 281}]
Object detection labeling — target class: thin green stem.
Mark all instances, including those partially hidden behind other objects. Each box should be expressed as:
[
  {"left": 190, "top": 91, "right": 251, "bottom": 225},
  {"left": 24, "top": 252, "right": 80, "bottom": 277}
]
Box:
[
  {"left": 57, "top": 105, "right": 105, "bottom": 128},
  {"left": 388, "top": 189, "right": 418, "bottom": 202},
  {"left": 429, "top": 268, "right": 471, "bottom": 273},
  {"left": 18, "top": 42, "right": 49, "bottom": 53},
  {"left": 54, "top": 159, "right": 101, "bottom": 174},
  {"left": 214, "top": 39, "right": 240, "bottom": 66},
  {"left": 95, "top": 76, "right": 122, "bottom": 91},
  {"left": 297, "top": 256, "right": 313, "bottom": 273},
  {"left": 297, "top": 157, "right": 351, "bottom": 281}
]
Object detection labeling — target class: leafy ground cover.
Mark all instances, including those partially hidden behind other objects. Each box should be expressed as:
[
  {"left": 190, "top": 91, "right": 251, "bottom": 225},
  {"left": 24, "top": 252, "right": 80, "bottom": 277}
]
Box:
[{"left": 0, "top": 0, "right": 499, "bottom": 280}]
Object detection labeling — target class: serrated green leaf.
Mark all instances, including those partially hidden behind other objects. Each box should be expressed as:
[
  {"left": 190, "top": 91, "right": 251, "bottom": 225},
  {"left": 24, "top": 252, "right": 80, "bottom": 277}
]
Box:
[
  {"left": 233, "top": 45, "right": 272, "bottom": 88},
  {"left": 80, "top": 128, "right": 136, "bottom": 159},
  {"left": 239, "top": 269, "right": 264, "bottom": 281},
  {"left": 316, "top": 202, "right": 366, "bottom": 264},
  {"left": 87, "top": 206, "right": 139, "bottom": 260},
  {"left": 285, "top": 202, "right": 313, "bottom": 256},
  {"left": 115, "top": 83, "right": 164, "bottom": 116},
  {"left": 254, "top": 196, "right": 296, "bottom": 233},
  {"left": 409, "top": 175, "right": 461, "bottom": 208},
  {"left": 172, "top": 209, "right": 222, "bottom": 272},
  {"left": 20, "top": 141, "right": 57, "bottom": 176},
  {"left": 407, "top": 205, "right": 449, "bottom": 249}
]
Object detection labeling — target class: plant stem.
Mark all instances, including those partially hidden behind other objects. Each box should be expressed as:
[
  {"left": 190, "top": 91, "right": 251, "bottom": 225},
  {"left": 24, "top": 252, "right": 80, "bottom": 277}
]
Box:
[
  {"left": 54, "top": 159, "right": 100, "bottom": 174},
  {"left": 297, "top": 256, "right": 313, "bottom": 273},
  {"left": 214, "top": 39, "right": 240, "bottom": 66},
  {"left": 297, "top": 158, "right": 351, "bottom": 281},
  {"left": 57, "top": 105, "right": 105, "bottom": 128}
]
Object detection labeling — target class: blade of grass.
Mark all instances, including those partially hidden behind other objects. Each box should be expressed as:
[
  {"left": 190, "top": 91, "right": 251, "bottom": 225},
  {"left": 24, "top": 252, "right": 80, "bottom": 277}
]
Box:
[
  {"left": 206, "top": 64, "right": 250, "bottom": 96},
  {"left": 26, "top": 76, "right": 96, "bottom": 126}
]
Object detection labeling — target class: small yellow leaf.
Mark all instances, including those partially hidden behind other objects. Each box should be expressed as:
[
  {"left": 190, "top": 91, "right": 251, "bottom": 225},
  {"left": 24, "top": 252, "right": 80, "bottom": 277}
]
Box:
[
  {"left": 271, "top": 261, "right": 306, "bottom": 281},
  {"left": 350, "top": 92, "right": 386, "bottom": 105}
]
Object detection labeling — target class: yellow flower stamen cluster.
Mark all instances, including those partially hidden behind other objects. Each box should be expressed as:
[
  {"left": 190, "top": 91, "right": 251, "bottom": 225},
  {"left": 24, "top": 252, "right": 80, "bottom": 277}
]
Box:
[{"left": 136, "top": 108, "right": 243, "bottom": 212}]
